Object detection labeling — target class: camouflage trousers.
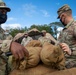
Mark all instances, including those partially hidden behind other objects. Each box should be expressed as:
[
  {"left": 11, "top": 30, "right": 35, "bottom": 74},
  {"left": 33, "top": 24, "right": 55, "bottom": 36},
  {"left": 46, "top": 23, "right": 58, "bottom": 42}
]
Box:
[
  {"left": 0, "top": 52, "right": 11, "bottom": 75},
  {"left": 65, "top": 59, "right": 76, "bottom": 69},
  {"left": 0, "top": 56, "right": 6, "bottom": 75}
]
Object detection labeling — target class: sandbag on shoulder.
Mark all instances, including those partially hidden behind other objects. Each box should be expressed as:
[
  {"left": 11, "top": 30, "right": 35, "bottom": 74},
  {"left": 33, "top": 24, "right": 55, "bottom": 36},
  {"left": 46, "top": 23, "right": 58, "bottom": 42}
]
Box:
[
  {"left": 40, "top": 42, "right": 65, "bottom": 70},
  {"left": 12, "top": 47, "right": 42, "bottom": 70},
  {"left": 26, "top": 47, "right": 42, "bottom": 68},
  {"left": 25, "top": 40, "right": 42, "bottom": 47}
]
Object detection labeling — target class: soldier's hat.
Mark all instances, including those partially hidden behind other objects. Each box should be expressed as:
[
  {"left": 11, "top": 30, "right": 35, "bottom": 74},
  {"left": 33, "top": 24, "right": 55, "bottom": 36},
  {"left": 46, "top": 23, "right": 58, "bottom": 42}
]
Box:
[
  {"left": 24, "top": 31, "right": 28, "bottom": 35},
  {"left": 57, "top": 4, "right": 71, "bottom": 19},
  {"left": 41, "top": 30, "right": 46, "bottom": 33},
  {"left": 0, "top": 0, "right": 11, "bottom": 12}
]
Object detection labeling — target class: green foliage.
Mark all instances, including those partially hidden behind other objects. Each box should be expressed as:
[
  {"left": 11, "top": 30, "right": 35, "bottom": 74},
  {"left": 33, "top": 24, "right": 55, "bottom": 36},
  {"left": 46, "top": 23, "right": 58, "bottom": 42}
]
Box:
[
  {"left": 49, "top": 22, "right": 64, "bottom": 39},
  {"left": 6, "top": 21, "right": 62, "bottom": 39},
  {"left": 49, "top": 22, "right": 64, "bottom": 27},
  {"left": 28, "top": 24, "right": 53, "bottom": 35},
  {"left": 9, "top": 27, "right": 28, "bottom": 37}
]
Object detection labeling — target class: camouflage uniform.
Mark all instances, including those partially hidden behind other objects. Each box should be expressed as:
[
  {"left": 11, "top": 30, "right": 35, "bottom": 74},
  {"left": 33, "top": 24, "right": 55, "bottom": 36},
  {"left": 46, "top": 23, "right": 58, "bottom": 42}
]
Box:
[
  {"left": 0, "top": 26, "right": 5, "bottom": 40},
  {"left": 58, "top": 19, "right": 76, "bottom": 68},
  {"left": 0, "top": 24, "right": 13, "bottom": 40},
  {"left": 21, "top": 36, "right": 33, "bottom": 46},
  {"left": 0, "top": 28, "right": 12, "bottom": 74},
  {"left": 0, "top": 19, "right": 12, "bottom": 75},
  {"left": 0, "top": 40, "right": 12, "bottom": 75},
  {"left": 38, "top": 36, "right": 51, "bottom": 45},
  {"left": 0, "top": 0, "right": 11, "bottom": 74}
]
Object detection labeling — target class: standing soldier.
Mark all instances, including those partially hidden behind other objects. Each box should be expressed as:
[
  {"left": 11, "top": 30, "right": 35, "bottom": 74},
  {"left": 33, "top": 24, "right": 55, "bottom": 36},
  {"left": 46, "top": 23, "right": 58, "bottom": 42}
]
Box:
[
  {"left": 21, "top": 32, "right": 33, "bottom": 46},
  {"left": 57, "top": 4, "right": 76, "bottom": 68},
  {"left": 0, "top": 0, "right": 29, "bottom": 75},
  {"left": 39, "top": 30, "right": 56, "bottom": 45}
]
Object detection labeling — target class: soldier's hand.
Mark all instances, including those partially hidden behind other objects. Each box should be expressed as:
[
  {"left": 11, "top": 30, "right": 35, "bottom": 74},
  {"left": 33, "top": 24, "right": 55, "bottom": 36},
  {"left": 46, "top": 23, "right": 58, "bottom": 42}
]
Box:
[
  {"left": 60, "top": 43, "right": 71, "bottom": 55},
  {"left": 10, "top": 42, "right": 29, "bottom": 59}
]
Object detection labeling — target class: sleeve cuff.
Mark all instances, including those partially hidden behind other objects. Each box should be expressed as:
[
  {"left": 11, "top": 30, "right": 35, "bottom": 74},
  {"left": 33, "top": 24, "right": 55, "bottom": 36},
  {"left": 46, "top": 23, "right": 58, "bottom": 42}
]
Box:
[
  {"left": 70, "top": 48, "right": 76, "bottom": 55},
  {"left": 1, "top": 40, "right": 12, "bottom": 53}
]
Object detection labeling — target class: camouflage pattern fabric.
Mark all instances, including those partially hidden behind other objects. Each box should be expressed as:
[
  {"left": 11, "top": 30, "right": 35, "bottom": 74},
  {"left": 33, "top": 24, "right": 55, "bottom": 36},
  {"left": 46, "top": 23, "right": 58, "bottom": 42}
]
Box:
[
  {"left": 21, "top": 37, "right": 33, "bottom": 46},
  {"left": 1, "top": 40, "right": 12, "bottom": 53},
  {"left": 57, "top": 4, "right": 71, "bottom": 18},
  {"left": 38, "top": 36, "right": 51, "bottom": 45},
  {"left": 0, "top": 40, "right": 12, "bottom": 75},
  {"left": 0, "top": 26, "right": 5, "bottom": 40},
  {"left": 0, "top": 23, "right": 12, "bottom": 75},
  {"left": 0, "top": 50, "right": 6, "bottom": 75},
  {"left": 5, "top": 35, "right": 13, "bottom": 40},
  {"left": 57, "top": 19, "right": 76, "bottom": 68},
  {"left": 45, "top": 33, "right": 57, "bottom": 44}
]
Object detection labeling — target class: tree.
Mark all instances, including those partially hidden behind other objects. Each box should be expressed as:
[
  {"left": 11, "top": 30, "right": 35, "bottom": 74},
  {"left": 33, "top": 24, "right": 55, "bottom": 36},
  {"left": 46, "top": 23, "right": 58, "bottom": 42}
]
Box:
[
  {"left": 49, "top": 22, "right": 64, "bottom": 39},
  {"left": 9, "top": 27, "right": 28, "bottom": 37},
  {"left": 49, "top": 22, "right": 64, "bottom": 27},
  {"left": 29, "top": 24, "right": 53, "bottom": 35}
]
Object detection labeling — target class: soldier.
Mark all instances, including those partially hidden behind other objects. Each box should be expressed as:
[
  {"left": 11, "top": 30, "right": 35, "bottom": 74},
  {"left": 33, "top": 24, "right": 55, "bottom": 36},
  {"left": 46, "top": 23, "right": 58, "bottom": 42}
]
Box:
[
  {"left": 41, "top": 30, "right": 46, "bottom": 37},
  {"left": 21, "top": 32, "right": 33, "bottom": 46},
  {"left": 0, "top": 0, "right": 29, "bottom": 75},
  {"left": 39, "top": 30, "right": 56, "bottom": 45},
  {"left": 38, "top": 30, "right": 51, "bottom": 45},
  {"left": 57, "top": 4, "right": 76, "bottom": 68}
]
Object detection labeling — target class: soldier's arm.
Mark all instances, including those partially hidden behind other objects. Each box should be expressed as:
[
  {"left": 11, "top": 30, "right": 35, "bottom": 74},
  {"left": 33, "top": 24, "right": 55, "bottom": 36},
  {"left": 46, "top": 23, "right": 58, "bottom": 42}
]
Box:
[
  {"left": 71, "top": 24, "right": 76, "bottom": 55},
  {"left": 1, "top": 40, "right": 29, "bottom": 59},
  {"left": 60, "top": 43, "right": 71, "bottom": 55},
  {"left": 73, "top": 24, "right": 76, "bottom": 37},
  {"left": 1, "top": 40, "right": 12, "bottom": 53},
  {"left": 70, "top": 47, "right": 76, "bottom": 55}
]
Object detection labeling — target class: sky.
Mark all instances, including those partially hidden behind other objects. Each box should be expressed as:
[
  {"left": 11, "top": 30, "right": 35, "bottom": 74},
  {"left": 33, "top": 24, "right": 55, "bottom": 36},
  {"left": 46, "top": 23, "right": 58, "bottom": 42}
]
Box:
[{"left": 1, "top": 0, "right": 76, "bottom": 30}]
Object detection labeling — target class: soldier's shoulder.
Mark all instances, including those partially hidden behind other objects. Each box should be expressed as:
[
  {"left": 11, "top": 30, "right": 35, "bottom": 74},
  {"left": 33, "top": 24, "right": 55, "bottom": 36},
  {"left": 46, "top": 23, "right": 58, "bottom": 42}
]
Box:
[
  {"left": 73, "top": 20, "right": 76, "bottom": 24},
  {"left": 72, "top": 20, "right": 76, "bottom": 26}
]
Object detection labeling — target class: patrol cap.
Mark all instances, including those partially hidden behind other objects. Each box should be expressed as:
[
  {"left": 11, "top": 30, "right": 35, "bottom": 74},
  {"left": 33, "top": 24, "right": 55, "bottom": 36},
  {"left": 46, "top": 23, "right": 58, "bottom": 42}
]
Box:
[
  {"left": 57, "top": 4, "right": 71, "bottom": 19},
  {"left": 41, "top": 30, "right": 46, "bottom": 33},
  {"left": 24, "top": 31, "right": 28, "bottom": 35},
  {"left": 0, "top": 0, "right": 11, "bottom": 12}
]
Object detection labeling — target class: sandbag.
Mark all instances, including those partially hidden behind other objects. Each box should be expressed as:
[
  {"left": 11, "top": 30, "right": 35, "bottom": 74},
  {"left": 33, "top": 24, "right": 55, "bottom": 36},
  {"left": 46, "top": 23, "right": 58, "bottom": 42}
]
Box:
[
  {"left": 25, "top": 40, "right": 42, "bottom": 47},
  {"left": 12, "top": 47, "right": 42, "bottom": 70},
  {"left": 28, "top": 28, "right": 41, "bottom": 36},
  {"left": 40, "top": 42, "right": 65, "bottom": 70},
  {"left": 10, "top": 63, "right": 57, "bottom": 75},
  {"left": 44, "top": 68, "right": 76, "bottom": 75}
]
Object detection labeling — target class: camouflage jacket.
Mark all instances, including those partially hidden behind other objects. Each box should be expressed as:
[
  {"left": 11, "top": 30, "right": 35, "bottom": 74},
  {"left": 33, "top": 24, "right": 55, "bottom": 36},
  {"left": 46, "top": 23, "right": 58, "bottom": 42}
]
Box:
[
  {"left": 21, "top": 36, "right": 33, "bottom": 46},
  {"left": 0, "top": 26, "right": 5, "bottom": 40},
  {"left": 58, "top": 19, "right": 76, "bottom": 60},
  {"left": 0, "top": 26, "right": 13, "bottom": 75},
  {"left": 38, "top": 36, "right": 51, "bottom": 45}
]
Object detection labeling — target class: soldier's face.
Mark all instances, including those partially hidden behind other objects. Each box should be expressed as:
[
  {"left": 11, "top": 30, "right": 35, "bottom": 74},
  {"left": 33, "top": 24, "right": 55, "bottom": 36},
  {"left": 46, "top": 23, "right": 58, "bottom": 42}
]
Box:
[
  {"left": 24, "top": 34, "right": 28, "bottom": 38},
  {"left": 59, "top": 13, "right": 66, "bottom": 26},
  {"left": 0, "top": 9, "right": 7, "bottom": 24},
  {"left": 42, "top": 32, "right": 46, "bottom": 36},
  {"left": 0, "top": 9, "right": 7, "bottom": 14}
]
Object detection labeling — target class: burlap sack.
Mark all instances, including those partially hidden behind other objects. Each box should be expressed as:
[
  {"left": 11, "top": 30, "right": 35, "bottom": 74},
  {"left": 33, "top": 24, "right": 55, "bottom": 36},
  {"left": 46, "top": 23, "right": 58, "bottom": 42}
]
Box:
[
  {"left": 40, "top": 42, "right": 65, "bottom": 70},
  {"left": 12, "top": 47, "right": 42, "bottom": 70},
  {"left": 13, "top": 33, "right": 24, "bottom": 41},
  {"left": 44, "top": 68, "right": 76, "bottom": 75},
  {"left": 28, "top": 28, "right": 41, "bottom": 36},
  {"left": 25, "top": 40, "right": 42, "bottom": 47},
  {"left": 10, "top": 63, "right": 57, "bottom": 75}
]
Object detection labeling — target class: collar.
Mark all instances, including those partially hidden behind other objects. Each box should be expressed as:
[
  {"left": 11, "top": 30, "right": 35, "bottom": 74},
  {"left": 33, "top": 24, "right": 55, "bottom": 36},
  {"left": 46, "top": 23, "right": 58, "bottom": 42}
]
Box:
[{"left": 65, "top": 19, "right": 74, "bottom": 29}]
